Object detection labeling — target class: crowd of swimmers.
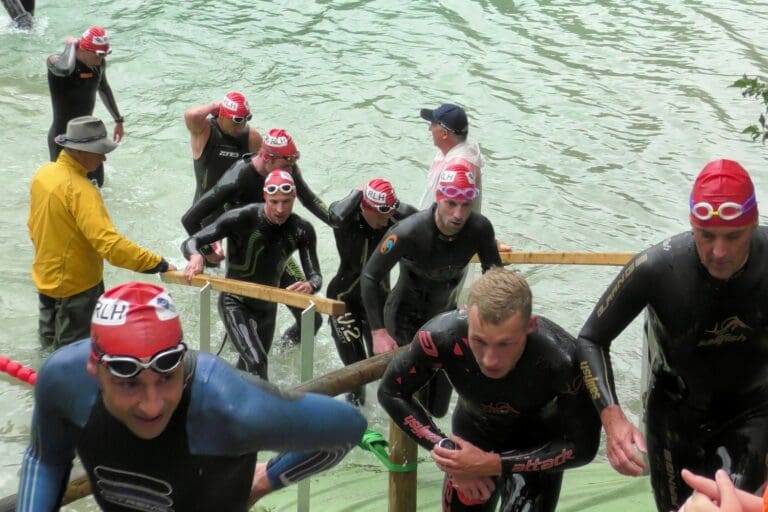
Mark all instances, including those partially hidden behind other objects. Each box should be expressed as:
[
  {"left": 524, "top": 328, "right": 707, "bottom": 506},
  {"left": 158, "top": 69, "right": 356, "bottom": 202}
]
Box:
[{"left": 15, "top": 24, "right": 768, "bottom": 512}]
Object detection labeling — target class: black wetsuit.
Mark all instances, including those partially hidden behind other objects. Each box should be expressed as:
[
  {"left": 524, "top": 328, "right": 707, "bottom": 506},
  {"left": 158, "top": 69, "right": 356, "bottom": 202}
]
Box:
[
  {"left": 182, "top": 156, "right": 328, "bottom": 339},
  {"left": 361, "top": 205, "right": 501, "bottom": 415},
  {"left": 47, "top": 42, "right": 121, "bottom": 187},
  {"left": 326, "top": 190, "right": 417, "bottom": 403},
  {"left": 576, "top": 228, "right": 768, "bottom": 511},
  {"left": 192, "top": 117, "right": 251, "bottom": 226},
  {"left": 379, "top": 310, "right": 600, "bottom": 512},
  {"left": 182, "top": 203, "right": 322, "bottom": 380},
  {"left": 2, "top": 0, "right": 33, "bottom": 28}
]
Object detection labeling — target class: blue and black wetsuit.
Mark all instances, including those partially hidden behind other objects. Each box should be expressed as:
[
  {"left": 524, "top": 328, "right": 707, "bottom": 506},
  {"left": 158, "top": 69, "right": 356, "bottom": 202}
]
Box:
[
  {"left": 182, "top": 204, "right": 322, "bottom": 380},
  {"left": 191, "top": 117, "right": 251, "bottom": 226},
  {"left": 326, "top": 189, "right": 416, "bottom": 403},
  {"left": 47, "top": 42, "right": 122, "bottom": 187},
  {"left": 379, "top": 310, "right": 600, "bottom": 512},
  {"left": 361, "top": 205, "right": 501, "bottom": 416},
  {"left": 17, "top": 340, "right": 367, "bottom": 512},
  {"left": 577, "top": 227, "right": 768, "bottom": 511}
]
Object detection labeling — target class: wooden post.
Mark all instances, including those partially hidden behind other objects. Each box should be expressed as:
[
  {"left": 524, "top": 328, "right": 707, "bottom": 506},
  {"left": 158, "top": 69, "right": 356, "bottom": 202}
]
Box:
[{"left": 388, "top": 418, "right": 418, "bottom": 512}]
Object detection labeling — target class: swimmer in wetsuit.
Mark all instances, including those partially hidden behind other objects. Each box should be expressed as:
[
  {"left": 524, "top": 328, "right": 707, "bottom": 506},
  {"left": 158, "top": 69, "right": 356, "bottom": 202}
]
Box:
[
  {"left": 17, "top": 282, "right": 365, "bottom": 511},
  {"left": 378, "top": 268, "right": 600, "bottom": 511},
  {"left": 2, "top": 0, "right": 33, "bottom": 28},
  {"left": 182, "top": 170, "right": 322, "bottom": 380},
  {"left": 326, "top": 178, "right": 416, "bottom": 405},
  {"left": 576, "top": 159, "right": 768, "bottom": 511},
  {"left": 181, "top": 128, "right": 327, "bottom": 340},
  {"left": 362, "top": 165, "right": 501, "bottom": 415},
  {"left": 185, "top": 92, "right": 262, "bottom": 227},
  {"left": 47, "top": 27, "right": 124, "bottom": 187}
]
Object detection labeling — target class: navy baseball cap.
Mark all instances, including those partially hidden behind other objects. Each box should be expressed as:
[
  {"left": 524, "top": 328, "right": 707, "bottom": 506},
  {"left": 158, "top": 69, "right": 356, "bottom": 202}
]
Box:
[{"left": 420, "top": 103, "right": 469, "bottom": 135}]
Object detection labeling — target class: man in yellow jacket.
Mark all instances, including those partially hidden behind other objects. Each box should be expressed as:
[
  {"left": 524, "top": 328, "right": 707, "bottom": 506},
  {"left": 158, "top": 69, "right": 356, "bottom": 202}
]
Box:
[{"left": 28, "top": 115, "right": 175, "bottom": 349}]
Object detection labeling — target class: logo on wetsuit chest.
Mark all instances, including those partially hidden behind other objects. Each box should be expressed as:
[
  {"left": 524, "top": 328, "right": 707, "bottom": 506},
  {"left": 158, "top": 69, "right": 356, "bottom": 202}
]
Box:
[
  {"left": 93, "top": 465, "right": 174, "bottom": 511},
  {"left": 479, "top": 402, "right": 520, "bottom": 415},
  {"left": 218, "top": 150, "right": 240, "bottom": 158},
  {"left": 697, "top": 316, "right": 751, "bottom": 347}
]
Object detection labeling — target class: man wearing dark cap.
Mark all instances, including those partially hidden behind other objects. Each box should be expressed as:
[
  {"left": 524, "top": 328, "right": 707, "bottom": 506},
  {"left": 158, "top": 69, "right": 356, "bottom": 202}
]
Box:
[
  {"left": 576, "top": 159, "right": 768, "bottom": 511},
  {"left": 17, "top": 281, "right": 366, "bottom": 511},
  {"left": 47, "top": 26, "right": 124, "bottom": 187},
  {"left": 28, "top": 116, "right": 175, "bottom": 350},
  {"left": 419, "top": 103, "right": 485, "bottom": 212}
]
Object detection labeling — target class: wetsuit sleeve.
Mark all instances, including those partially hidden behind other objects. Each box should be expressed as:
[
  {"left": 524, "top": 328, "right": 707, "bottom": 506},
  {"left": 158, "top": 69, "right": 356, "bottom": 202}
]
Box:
[
  {"left": 498, "top": 376, "right": 600, "bottom": 474},
  {"left": 97, "top": 62, "right": 122, "bottom": 122},
  {"left": 181, "top": 159, "right": 247, "bottom": 235},
  {"left": 576, "top": 251, "right": 656, "bottom": 411},
  {"left": 361, "top": 224, "right": 408, "bottom": 331},
  {"left": 328, "top": 190, "right": 362, "bottom": 229},
  {"left": 475, "top": 215, "right": 502, "bottom": 272},
  {"left": 76, "top": 188, "right": 163, "bottom": 272},
  {"left": 187, "top": 355, "right": 367, "bottom": 490},
  {"left": 394, "top": 202, "right": 418, "bottom": 220},
  {"left": 46, "top": 42, "right": 76, "bottom": 77},
  {"left": 181, "top": 207, "right": 245, "bottom": 259},
  {"left": 296, "top": 219, "right": 322, "bottom": 291},
  {"left": 293, "top": 164, "right": 331, "bottom": 226},
  {"left": 377, "top": 329, "right": 447, "bottom": 450}
]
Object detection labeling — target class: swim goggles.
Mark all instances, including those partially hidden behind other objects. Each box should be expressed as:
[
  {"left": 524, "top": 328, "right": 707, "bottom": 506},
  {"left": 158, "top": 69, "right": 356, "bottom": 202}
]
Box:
[
  {"left": 95, "top": 342, "right": 187, "bottom": 378},
  {"left": 372, "top": 200, "right": 400, "bottom": 214},
  {"left": 689, "top": 193, "right": 756, "bottom": 221},
  {"left": 94, "top": 49, "right": 112, "bottom": 57},
  {"left": 230, "top": 113, "right": 253, "bottom": 124},
  {"left": 439, "top": 186, "right": 480, "bottom": 201},
  {"left": 264, "top": 183, "right": 296, "bottom": 195}
]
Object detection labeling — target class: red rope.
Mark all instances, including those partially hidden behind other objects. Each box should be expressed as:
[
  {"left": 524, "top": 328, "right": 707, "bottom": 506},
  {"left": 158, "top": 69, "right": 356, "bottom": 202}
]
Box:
[{"left": 0, "top": 356, "right": 37, "bottom": 386}]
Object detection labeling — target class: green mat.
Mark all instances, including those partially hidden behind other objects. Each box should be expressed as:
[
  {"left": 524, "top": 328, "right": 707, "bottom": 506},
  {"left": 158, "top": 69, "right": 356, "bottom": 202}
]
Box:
[{"left": 255, "top": 460, "right": 654, "bottom": 511}]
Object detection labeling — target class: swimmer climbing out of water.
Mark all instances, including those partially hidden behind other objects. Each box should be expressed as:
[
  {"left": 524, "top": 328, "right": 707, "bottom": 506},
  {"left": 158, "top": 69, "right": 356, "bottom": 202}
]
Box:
[
  {"left": 16, "top": 281, "right": 366, "bottom": 511},
  {"left": 47, "top": 26, "right": 124, "bottom": 187}
]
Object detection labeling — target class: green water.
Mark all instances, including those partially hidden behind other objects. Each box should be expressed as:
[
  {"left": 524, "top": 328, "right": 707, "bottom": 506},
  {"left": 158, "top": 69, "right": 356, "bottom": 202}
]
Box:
[{"left": 1, "top": 0, "right": 766, "bottom": 508}]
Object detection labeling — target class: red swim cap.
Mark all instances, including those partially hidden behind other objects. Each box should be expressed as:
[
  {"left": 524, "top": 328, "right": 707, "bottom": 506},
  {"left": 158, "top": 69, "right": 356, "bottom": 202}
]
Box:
[
  {"left": 91, "top": 282, "right": 182, "bottom": 359},
  {"left": 260, "top": 128, "right": 300, "bottom": 160},
  {"left": 79, "top": 26, "right": 110, "bottom": 54},
  {"left": 689, "top": 159, "right": 758, "bottom": 228},
  {"left": 219, "top": 92, "right": 251, "bottom": 119},
  {"left": 362, "top": 178, "right": 399, "bottom": 213},
  {"left": 436, "top": 164, "right": 480, "bottom": 202},
  {"left": 263, "top": 169, "right": 297, "bottom": 197}
]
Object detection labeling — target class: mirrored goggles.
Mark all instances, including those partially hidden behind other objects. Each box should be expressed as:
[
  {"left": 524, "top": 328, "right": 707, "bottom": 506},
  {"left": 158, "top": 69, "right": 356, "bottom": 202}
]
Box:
[
  {"left": 96, "top": 342, "right": 187, "bottom": 378},
  {"left": 94, "top": 49, "right": 112, "bottom": 57},
  {"left": 264, "top": 183, "right": 296, "bottom": 195},
  {"left": 439, "top": 186, "right": 480, "bottom": 201},
  {"left": 230, "top": 113, "right": 253, "bottom": 124},
  {"left": 690, "top": 193, "right": 756, "bottom": 221},
  {"left": 371, "top": 199, "right": 400, "bottom": 214}
]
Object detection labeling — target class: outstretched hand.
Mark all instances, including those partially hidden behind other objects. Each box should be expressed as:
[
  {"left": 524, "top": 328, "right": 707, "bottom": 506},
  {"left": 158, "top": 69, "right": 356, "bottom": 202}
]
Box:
[
  {"left": 679, "top": 469, "right": 762, "bottom": 512},
  {"left": 600, "top": 405, "right": 647, "bottom": 476}
]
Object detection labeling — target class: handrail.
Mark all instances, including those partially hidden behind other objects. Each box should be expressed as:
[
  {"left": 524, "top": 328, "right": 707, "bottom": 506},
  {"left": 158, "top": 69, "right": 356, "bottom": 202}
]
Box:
[
  {"left": 471, "top": 251, "right": 634, "bottom": 266},
  {"left": 0, "top": 348, "right": 403, "bottom": 510},
  {"left": 160, "top": 271, "right": 347, "bottom": 316}
]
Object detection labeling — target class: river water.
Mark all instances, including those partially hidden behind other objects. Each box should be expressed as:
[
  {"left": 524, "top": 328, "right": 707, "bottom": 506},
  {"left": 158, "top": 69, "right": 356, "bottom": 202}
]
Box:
[{"left": 0, "top": 0, "right": 766, "bottom": 509}]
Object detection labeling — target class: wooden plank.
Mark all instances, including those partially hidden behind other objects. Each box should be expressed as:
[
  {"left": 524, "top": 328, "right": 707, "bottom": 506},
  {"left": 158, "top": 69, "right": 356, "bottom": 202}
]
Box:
[
  {"left": 471, "top": 251, "right": 635, "bottom": 266},
  {"left": 160, "top": 271, "right": 346, "bottom": 315}
]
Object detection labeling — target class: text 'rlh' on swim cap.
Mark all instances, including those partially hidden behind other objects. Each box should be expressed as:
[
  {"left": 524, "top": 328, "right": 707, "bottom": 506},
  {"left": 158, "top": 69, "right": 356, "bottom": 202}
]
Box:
[
  {"left": 219, "top": 92, "right": 251, "bottom": 119},
  {"left": 436, "top": 164, "right": 479, "bottom": 202},
  {"left": 79, "top": 26, "right": 110, "bottom": 54},
  {"left": 689, "top": 159, "right": 758, "bottom": 228},
  {"left": 362, "top": 178, "right": 399, "bottom": 213},
  {"left": 91, "top": 282, "right": 182, "bottom": 359},
  {"left": 260, "top": 128, "right": 299, "bottom": 159}
]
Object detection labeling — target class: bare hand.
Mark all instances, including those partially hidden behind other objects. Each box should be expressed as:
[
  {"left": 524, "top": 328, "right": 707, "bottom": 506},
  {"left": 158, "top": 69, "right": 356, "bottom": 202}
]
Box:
[
  {"left": 248, "top": 462, "right": 272, "bottom": 507},
  {"left": 113, "top": 121, "right": 124, "bottom": 143},
  {"left": 451, "top": 476, "right": 496, "bottom": 505},
  {"left": 496, "top": 239, "right": 512, "bottom": 252},
  {"left": 680, "top": 469, "right": 762, "bottom": 512},
  {"left": 66, "top": 36, "right": 79, "bottom": 45},
  {"left": 184, "top": 254, "right": 205, "bottom": 284},
  {"left": 600, "top": 405, "right": 647, "bottom": 476},
  {"left": 286, "top": 281, "right": 314, "bottom": 294},
  {"left": 372, "top": 329, "right": 398, "bottom": 354},
  {"left": 431, "top": 435, "right": 501, "bottom": 479},
  {"left": 204, "top": 240, "right": 225, "bottom": 264}
]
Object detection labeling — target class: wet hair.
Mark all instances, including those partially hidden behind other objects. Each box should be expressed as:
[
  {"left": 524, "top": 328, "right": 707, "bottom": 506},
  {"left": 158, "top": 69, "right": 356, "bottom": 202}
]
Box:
[{"left": 467, "top": 267, "right": 532, "bottom": 324}]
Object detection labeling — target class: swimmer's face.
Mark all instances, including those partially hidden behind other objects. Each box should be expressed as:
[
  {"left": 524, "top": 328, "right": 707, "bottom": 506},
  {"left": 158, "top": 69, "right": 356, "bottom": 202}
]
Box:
[
  {"left": 88, "top": 356, "right": 185, "bottom": 440},
  {"left": 218, "top": 115, "right": 248, "bottom": 137},
  {"left": 467, "top": 305, "right": 535, "bottom": 379},
  {"left": 360, "top": 206, "right": 393, "bottom": 229},
  {"left": 434, "top": 198, "right": 472, "bottom": 236},
  {"left": 79, "top": 49, "right": 106, "bottom": 67},
  {"left": 692, "top": 224, "right": 754, "bottom": 280},
  {"left": 264, "top": 193, "right": 295, "bottom": 225}
]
